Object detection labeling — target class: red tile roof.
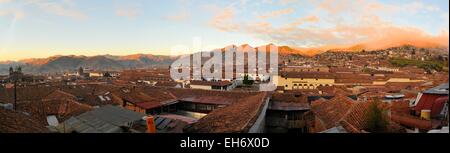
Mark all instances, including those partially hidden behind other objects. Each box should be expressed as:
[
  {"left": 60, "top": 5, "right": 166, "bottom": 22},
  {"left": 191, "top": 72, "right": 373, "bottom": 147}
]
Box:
[
  {"left": 16, "top": 99, "right": 92, "bottom": 126},
  {"left": 281, "top": 72, "right": 335, "bottom": 79},
  {"left": 190, "top": 80, "right": 232, "bottom": 86},
  {"left": 0, "top": 108, "right": 49, "bottom": 133},
  {"left": 184, "top": 92, "right": 268, "bottom": 133},
  {"left": 391, "top": 100, "right": 412, "bottom": 115},
  {"left": 390, "top": 114, "right": 433, "bottom": 130},
  {"left": 113, "top": 87, "right": 177, "bottom": 109},
  {"left": 170, "top": 88, "right": 262, "bottom": 105},
  {"left": 0, "top": 86, "right": 57, "bottom": 103},
  {"left": 312, "top": 95, "right": 405, "bottom": 133},
  {"left": 414, "top": 94, "right": 448, "bottom": 117},
  {"left": 269, "top": 92, "right": 310, "bottom": 110},
  {"left": 311, "top": 94, "right": 355, "bottom": 129}
]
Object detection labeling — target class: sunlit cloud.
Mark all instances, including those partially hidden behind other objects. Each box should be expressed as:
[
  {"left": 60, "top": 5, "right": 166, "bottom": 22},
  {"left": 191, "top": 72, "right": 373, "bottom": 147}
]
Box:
[
  {"left": 115, "top": 7, "right": 140, "bottom": 19},
  {"left": 258, "top": 8, "right": 294, "bottom": 19},
  {"left": 0, "top": 0, "right": 88, "bottom": 20},
  {"left": 28, "top": 0, "right": 88, "bottom": 20},
  {"left": 208, "top": 7, "right": 240, "bottom": 32},
  {"left": 0, "top": 0, "right": 12, "bottom": 3},
  {"left": 0, "top": 8, "right": 25, "bottom": 20},
  {"left": 207, "top": 0, "right": 449, "bottom": 51},
  {"left": 164, "top": 11, "right": 190, "bottom": 22},
  {"left": 0, "top": 0, "right": 448, "bottom": 61}
]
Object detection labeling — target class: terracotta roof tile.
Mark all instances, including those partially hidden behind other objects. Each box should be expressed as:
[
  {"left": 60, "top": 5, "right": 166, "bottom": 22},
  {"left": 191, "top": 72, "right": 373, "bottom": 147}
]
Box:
[
  {"left": 184, "top": 92, "right": 268, "bottom": 133},
  {"left": 281, "top": 72, "right": 335, "bottom": 79},
  {"left": 0, "top": 108, "right": 49, "bottom": 133},
  {"left": 190, "top": 80, "right": 232, "bottom": 86},
  {"left": 17, "top": 99, "right": 92, "bottom": 126},
  {"left": 311, "top": 94, "right": 356, "bottom": 129}
]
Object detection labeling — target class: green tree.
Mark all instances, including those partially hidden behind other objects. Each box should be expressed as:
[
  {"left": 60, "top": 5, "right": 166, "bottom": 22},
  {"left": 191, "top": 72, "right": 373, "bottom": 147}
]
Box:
[
  {"left": 365, "top": 99, "right": 388, "bottom": 133},
  {"left": 243, "top": 74, "right": 254, "bottom": 85},
  {"left": 103, "top": 72, "right": 112, "bottom": 77}
]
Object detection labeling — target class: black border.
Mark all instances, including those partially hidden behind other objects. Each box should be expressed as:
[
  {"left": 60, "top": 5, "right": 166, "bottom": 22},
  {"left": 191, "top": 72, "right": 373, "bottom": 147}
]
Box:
[{"left": 1, "top": 133, "right": 448, "bottom": 153}]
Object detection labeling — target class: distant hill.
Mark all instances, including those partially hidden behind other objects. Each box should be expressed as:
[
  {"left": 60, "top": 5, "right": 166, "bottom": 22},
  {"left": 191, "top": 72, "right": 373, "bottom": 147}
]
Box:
[
  {"left": 0, "top": 54, "right": 177, "bottom": 75},
  {"left": 1, "top": 43, "right": 448, "bottom": 75},
  {"left": 217, "top": 43, "right": 448, "bottom": 57}
]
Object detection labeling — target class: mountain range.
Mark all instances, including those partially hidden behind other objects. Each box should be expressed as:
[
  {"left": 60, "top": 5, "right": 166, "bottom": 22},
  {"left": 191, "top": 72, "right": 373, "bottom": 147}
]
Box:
[
  {"left": 0, "top": 43, "right": 448, "bottom": 75},
  {"left": 0, "top": 54, "right": 177, "bottom": 75}
]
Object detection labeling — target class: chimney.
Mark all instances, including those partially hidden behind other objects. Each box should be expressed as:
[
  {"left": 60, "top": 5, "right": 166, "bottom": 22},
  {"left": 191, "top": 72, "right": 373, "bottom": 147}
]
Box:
[
  {"left": 146, "top": 116, "right": 156, "bottom": 133},
  {"left": 420, "top": 109, "right": 431, "bottom": 121}
]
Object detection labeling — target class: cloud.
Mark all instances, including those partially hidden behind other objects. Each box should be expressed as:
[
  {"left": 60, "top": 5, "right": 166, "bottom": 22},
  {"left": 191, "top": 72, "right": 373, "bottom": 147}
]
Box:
[
  {"left": 402, "top": 1, "right": 440, "bottom": 13},
  {"left": 0, "top": 0, "right": 12, "bottom": 3},
  {"left": 0, "top": 0, "right": 88, "bottom": 20},
  {"left": 29, "top": 0, "right": 88, "bottom": 20},
  {"left": 258, "top": 8, "right": 294, "bottom": 19},
  {"left": 278, "top": 0, "right": 298, "bottom": 5},
  {"left": 164, "top": 12, "right": 190, "bottom": 22},
  {"left": 207, "top": 0, "right": 449, "bottom": 51},
  {"left": 286, "top": 15, "right": 319, "bottom": 27},
  {"left": 0, "top": 8, "right": 25, "bottom": 20},
  {"left": 115, "top": 7, "right": 140, "bottom": 19},
  {"left": 208, "top": 7, "right": 240, "bottom": 32},
  {"left": 261, "top": 0, "right": 274, "bottom": 4},
  {"left": 442, "top": 12, "right": 449, "bottom": 26}
]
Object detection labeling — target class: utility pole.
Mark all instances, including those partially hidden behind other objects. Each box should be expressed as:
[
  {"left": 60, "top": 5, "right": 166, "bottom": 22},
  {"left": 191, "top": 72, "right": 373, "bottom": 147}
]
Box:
[
  {"left": 14, "top": 77, "right": 17, "bottom": 110},
  {"left": 11, "top": 66, "right": 22, "bottom": 111}
]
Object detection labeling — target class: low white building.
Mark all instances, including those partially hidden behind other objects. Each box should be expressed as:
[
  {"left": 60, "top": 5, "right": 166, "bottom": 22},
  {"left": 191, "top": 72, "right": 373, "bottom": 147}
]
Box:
[{"left": 189, "top": 80, "right": 236, "bottom": 91}]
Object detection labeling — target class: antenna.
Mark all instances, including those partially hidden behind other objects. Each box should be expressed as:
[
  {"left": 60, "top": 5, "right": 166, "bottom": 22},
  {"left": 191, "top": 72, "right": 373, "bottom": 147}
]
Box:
[
  {"left": 14, "top": 77, "right": 17, "bottom": 110},
  {"left": 64, "top": 100, "right": 70, "bottom": 133}
]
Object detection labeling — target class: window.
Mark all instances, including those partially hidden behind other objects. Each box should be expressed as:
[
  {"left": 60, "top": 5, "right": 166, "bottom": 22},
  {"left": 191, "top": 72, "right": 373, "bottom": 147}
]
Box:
[
  {"left": 206, "top": 105, "right": 214, "bottom": 111},
  {"left": 197, "top": 104, "right": 208, "bottom": 111},
  {"left": 285, "top": 85, "right": 288, "bottom": 87},
  {"left": 184, "top": 103, "right": 195, "bottom": 110},
  {"left": 146, "top": 109, "right": 155, "bottom": 115},
  {"left": 212, "top": 86, "right": 222, "bottom": 90}
]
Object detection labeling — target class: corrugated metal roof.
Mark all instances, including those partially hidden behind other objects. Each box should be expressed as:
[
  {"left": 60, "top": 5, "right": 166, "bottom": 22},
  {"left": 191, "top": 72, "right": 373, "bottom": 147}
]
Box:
[
  {"left": 61, "top": 105, "right": 145, "bottom": 133},
  {"left": 320, "top": 126, "right": 348, "bottom": 133},
  {"left": 423, "top": 83, "right": 449, "bottom": 95}
]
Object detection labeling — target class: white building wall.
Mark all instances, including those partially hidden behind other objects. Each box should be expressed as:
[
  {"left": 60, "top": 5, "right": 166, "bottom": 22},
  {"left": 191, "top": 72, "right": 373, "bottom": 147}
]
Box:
[
  {"left": 190, "top": 85, "right": 213, "bottom": 90},
  {"left": 248, "top": 97, "right": 270, "bottom": 133}
]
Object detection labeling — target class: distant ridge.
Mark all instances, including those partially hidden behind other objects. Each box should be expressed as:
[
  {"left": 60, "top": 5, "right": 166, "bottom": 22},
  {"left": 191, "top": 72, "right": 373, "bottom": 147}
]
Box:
[
  {"left": 1, "top": 42, "right": 448, "bottom": 74},
  {"left": 0, "top": 54, "right": 177, "bottom": 74}
]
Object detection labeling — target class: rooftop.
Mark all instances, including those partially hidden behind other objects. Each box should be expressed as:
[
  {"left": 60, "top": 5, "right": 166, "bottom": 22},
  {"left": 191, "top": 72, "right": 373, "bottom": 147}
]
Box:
[
  {"left": 59, "top": 105, "right": 145, "bottom": 133},
  {"left": 184, "top": 92, "right": 268, "bottom": 133},
  {"left": 311, "top": 94, "right": 356, "bottom": 130},
  {"left": 0, "top": 107, "right": 49, "bottom": 133},
  {"left": 423, "top": 83, "right": 449, "bottom": 95},
  {"left": 190, "top": 80, "right": 233, "bottom": 86},
  {"left": 269, "top": 92, "right": 310, "bottom": 111}
]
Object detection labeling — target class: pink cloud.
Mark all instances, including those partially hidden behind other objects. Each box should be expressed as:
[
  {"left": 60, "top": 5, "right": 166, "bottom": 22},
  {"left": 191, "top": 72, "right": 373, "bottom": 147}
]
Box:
[
  {"left": 258, "top": 8, "right": 294, "bottom": 19},
  {"left": 207, "top": 0, "right": 449, "bottom": 52},
  {"left": 164, "top": 12, "right": 190, "bottom": 22},
  {"left": 30, "top": 0, "right": 88, "bottom": 20},
  {"left": 208, "top": 7, "right": 240, "bottom": 32}
]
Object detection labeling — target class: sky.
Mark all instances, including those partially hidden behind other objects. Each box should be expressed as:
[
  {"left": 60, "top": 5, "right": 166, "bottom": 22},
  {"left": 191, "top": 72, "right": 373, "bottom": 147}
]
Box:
[{"left": 0, "top": 0, "right": 449, "bottom": 61}]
